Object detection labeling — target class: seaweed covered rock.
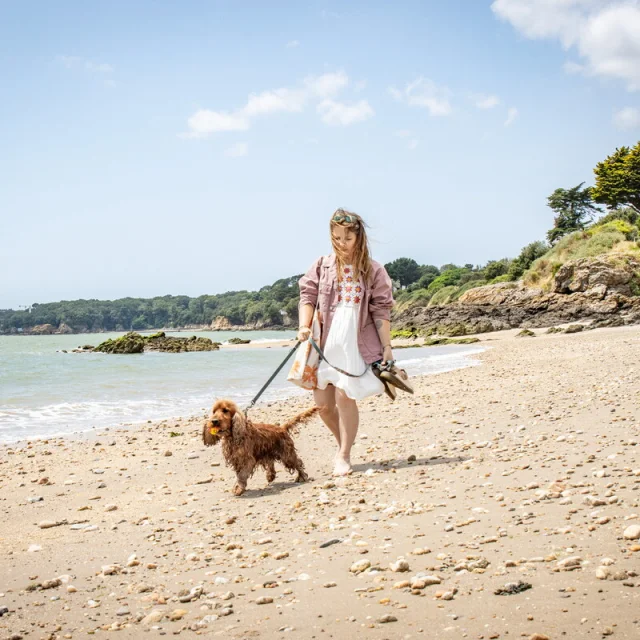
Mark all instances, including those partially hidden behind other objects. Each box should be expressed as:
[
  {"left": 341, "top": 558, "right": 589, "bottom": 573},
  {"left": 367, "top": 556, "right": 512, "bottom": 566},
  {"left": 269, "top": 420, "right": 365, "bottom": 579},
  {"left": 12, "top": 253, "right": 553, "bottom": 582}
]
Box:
[
  {"left": 145, "top": 333, "right": 221, "bottom": 352},
  {"left": 228, "top": 337, "right": 251, "bottom": 345},
  {"left": 93, "top": 332, "right": 220, "bottom": 354},
  {"left": 94, "top": 332, "right": 146, "bottom": 354}
]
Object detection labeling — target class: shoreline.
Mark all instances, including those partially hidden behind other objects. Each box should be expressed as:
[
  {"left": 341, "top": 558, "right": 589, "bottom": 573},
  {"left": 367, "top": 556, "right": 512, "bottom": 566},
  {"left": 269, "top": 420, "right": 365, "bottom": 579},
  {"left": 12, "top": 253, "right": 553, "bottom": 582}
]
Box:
[
  {"left": 2, "top": 325, "right": 640, "bottom": 638},
  {"left": 0, "top": 341, "right": 487, "bottom": 449}
]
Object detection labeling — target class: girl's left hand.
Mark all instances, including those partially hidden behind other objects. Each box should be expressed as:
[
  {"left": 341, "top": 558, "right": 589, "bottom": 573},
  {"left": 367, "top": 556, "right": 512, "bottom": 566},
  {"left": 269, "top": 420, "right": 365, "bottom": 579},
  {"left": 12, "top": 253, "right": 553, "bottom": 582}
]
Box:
[{"left": 383, "top": 345, "right": 394, "bottom": 364}]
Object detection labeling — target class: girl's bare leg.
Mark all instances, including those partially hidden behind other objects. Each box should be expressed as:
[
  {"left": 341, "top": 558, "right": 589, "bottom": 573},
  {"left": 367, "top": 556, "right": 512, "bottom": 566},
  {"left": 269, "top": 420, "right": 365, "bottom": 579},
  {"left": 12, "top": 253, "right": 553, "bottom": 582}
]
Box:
[
  {"left": 333, "top": 389, "right": 359, "bottom": 476},
  {"left": 314, "top": 384, "right": 341, "bottom": 447}
]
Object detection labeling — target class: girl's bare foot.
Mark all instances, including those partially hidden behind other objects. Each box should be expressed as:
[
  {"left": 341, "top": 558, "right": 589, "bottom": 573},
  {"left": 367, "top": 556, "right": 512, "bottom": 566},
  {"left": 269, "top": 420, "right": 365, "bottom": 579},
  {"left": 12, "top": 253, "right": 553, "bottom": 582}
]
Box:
[{"left": 333, "top": 455, "right": 352, "bottom": 477}]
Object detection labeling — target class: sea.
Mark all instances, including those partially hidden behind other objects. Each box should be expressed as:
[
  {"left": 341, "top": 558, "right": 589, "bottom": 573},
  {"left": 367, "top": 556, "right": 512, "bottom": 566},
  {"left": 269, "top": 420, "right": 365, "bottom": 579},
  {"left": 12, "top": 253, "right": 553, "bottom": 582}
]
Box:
[{"left": 0, "top": 330, "right": 484, "bottom": 444}]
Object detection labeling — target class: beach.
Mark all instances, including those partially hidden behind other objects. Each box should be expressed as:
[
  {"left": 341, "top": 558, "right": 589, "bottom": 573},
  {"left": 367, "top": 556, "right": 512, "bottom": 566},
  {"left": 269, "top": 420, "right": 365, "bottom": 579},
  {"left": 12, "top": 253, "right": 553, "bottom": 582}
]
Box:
[{"left": 1, "top": 325, "right": 639, "bottom": 639}]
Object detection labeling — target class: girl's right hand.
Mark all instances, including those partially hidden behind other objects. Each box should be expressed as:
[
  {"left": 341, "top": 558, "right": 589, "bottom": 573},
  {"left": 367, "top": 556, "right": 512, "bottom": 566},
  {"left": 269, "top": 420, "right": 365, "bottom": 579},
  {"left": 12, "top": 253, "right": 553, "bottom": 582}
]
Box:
[{"left": 296, "top": 326, "right": 311, "bottom": 342}]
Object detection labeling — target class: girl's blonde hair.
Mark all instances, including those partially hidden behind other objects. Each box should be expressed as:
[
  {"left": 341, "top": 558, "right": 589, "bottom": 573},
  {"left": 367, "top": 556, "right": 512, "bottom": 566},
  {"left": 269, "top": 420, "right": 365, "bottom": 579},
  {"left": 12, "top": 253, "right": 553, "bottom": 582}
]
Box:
[{"left": 329, "top": 208, "right": 373, "bottom": 283}]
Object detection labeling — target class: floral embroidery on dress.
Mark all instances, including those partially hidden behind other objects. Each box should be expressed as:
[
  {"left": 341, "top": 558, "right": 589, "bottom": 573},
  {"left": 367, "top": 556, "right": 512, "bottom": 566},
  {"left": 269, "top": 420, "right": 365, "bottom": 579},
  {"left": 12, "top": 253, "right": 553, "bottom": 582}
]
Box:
[{"left": 337, "top": 265, "right": 362, "bottom": 307}]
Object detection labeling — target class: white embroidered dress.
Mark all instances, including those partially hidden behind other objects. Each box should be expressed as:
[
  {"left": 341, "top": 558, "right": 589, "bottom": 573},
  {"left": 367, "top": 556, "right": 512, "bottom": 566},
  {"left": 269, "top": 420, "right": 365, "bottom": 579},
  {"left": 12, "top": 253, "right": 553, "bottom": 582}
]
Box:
[{"left": 316, "top": 265, "right": 385, "bottom": 400}]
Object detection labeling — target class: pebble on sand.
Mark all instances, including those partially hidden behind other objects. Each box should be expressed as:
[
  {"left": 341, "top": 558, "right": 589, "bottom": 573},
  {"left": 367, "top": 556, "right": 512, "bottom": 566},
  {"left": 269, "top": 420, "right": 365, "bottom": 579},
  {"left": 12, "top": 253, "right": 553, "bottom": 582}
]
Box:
[{"left": 623, "top": 524, "right": 640, "bottom": 540}]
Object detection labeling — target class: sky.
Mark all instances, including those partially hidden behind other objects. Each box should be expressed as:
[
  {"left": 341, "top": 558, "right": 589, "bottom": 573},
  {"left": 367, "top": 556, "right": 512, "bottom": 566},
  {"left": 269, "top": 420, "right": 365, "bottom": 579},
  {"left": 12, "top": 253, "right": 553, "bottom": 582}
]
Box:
[{"left": 1, "top": 0, "right": 639, "bottom": 309}]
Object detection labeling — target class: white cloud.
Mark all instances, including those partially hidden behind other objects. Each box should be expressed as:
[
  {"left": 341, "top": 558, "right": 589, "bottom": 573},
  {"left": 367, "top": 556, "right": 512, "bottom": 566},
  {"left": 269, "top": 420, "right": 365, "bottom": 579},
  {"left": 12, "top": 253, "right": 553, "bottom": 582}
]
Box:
[
  {"left": 184, "top": 70, "right": 366, "bottom": 137},
  {"left": 491, "top": 0, "right": 640, "bottom": 91},
  {"left": 395, "top": 129, "right": 413, "bottom": 137},
  {"left": 504, "top": 107, "right": 519, "bottom": 126},
  {"left": 243, "top": 88, "right": 307, "bottom": 116},
  {"left": 613, "top": 106, "right": 640, "bottom": 130},
  {"left": 388, "top": 77, "right": 452, "bottom": 116},
  {"left": 286, "top": 40, "right": 300, "bottom": 48},
  {"left": 57, "top": 55, "right": 114, "bottom": 74},
  {"left": 185, "top": 110, "right": 250, "bottom": 137},
  {"left": 304, "top": 70, "right": 349, "bottom": 98},
  {"left": 408, "top": 139, "right": 419, "bottom": 150},
  {"left": 317, "top": 99, "right": 374, "bottom": 126},
  {"left": 473, "top": 93, "right": 500, "bottom": 109},
  {"left": 225, "top": 142, "right": 248, "bottom": 157}
]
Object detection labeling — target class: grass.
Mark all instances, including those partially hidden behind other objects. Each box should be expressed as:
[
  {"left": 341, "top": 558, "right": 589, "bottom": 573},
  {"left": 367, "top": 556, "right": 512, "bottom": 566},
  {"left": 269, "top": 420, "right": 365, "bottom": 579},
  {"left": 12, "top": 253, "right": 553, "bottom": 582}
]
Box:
[{"left": 523, "top": 226, "right": 640, "bottom": 291}]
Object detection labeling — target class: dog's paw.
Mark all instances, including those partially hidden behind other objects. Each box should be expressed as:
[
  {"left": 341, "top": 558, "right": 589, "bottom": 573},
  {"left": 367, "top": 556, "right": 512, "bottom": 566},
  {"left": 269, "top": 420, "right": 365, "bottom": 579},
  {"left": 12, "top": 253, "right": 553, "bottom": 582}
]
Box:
[{"left": 232, "top": 484, "right": 245, "bottom": 496}]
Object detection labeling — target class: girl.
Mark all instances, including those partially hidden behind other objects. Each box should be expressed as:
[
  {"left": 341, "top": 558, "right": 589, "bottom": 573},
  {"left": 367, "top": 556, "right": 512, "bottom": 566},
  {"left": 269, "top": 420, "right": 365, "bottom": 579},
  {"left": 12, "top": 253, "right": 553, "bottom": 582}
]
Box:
[{"left": 297, "top": 209, "right": 395, "bottom": 476}]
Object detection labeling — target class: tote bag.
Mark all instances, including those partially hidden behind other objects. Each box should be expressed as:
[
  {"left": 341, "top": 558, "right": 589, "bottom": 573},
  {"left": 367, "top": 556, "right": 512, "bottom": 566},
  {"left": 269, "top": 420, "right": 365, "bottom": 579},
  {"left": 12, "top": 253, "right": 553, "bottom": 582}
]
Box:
[{"left": 287, "top": 308, "right": 322, "bottom": 390}]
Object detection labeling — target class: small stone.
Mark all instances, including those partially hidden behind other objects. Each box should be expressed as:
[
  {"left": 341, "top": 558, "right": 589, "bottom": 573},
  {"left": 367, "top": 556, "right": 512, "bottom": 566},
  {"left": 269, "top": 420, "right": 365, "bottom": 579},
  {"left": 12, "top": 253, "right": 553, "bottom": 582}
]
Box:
[
  {"left": 323, "top": 582, "right": 337, "bottom": 588},
  {"left": 319, "top": 538, "right": 342, "bottom": 549},
  {"left": 378, "top": 614, "right": 398, "bottom": 623},
  {"left": 101, "top": 564, "right": 120, "bottom": 576},
  {"left": 393, "top": 580, "right": 411, "bottom": 589},
  {"left": 141, "top": 610, "right": 164, "bottom": 625},
  {"left": 411, "top": 547, "right": 431, "bottom": 555},
  {"left": 350, "top": 559, "right": 371, "bottom": 574},
  {"left": 104, "top": 504, "right": 117, "bottom": 512},
  {"left": 164, "top": 450, "right": 172, "bottom": 457},
  {"left": 126, "top": 554, "right": 139, "bottom": 567},
  {"left": 557, "top": 556, "right": 582, "bottom": 570},
  {"left": 116, "top": 606, "right": 130, "bottom": 617},
  {"left": 40, "top": 578, "right": 62, "bottom": 590},
  {"left": 256, "top": 596, "right": 273, "bottom": 605},
  {"left": 390, "top": 559, "right": 410, "bottom": 573},
  {"left": 168, "top": 609, "right": 188, "bottom": 621},
  {"left": 623, "top": 524, "right": 640, "bottom": 540}
]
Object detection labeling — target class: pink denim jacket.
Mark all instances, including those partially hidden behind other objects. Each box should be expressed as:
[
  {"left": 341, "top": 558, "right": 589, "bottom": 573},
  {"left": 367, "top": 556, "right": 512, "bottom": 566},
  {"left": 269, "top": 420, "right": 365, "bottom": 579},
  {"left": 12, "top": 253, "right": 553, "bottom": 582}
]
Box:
[{"left": 298, "top": 253, "right": 395, "bottom": 365}]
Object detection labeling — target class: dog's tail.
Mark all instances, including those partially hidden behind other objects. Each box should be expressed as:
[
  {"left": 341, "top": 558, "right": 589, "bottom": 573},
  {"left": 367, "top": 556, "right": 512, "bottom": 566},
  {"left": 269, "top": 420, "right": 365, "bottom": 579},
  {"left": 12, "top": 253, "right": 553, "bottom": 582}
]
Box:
[{"left": 281, "top": 406, "right": 321, "bottom": 433}]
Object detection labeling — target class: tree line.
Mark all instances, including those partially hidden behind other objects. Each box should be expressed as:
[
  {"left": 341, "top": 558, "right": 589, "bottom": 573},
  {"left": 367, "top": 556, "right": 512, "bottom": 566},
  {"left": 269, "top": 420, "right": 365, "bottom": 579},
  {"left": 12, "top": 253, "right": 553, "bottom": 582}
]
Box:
[{"left": 2, "top": 141, "right": 638, "bottom": 334}]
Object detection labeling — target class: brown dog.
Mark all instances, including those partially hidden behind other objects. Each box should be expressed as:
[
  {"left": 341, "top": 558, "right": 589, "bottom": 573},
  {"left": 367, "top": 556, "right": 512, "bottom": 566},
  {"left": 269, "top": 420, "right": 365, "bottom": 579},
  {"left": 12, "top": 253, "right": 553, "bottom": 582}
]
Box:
[{"left": 202, "top": 399, "right": 319, "bottom": 496}]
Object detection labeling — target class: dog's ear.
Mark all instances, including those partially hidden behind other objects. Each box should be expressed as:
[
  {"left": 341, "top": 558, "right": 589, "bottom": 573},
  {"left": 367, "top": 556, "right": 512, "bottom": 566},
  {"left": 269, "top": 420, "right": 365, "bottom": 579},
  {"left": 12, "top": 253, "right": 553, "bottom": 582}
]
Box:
[{"left": 231, "top": 410, "right": 246, "bottom": 438}]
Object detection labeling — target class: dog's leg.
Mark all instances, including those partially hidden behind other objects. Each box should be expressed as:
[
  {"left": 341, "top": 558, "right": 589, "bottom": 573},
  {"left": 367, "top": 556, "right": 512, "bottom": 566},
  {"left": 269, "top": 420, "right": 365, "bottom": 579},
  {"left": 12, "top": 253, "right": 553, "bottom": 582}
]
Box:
[
  {"left": 281, "top": 443, "right": 309, "bottom": 484},
  {"left": 232, "top": 464, "right": 254, "bottom": 496},
  {"left": 265, "top": 461, "right": 277, "bottom": 484}
]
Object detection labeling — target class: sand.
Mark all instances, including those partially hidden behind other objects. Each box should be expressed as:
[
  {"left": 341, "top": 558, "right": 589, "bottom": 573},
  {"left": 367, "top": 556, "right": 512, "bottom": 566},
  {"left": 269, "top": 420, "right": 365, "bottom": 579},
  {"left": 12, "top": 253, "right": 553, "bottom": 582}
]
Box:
[{"left": 1, "top": 325, "right": 639, "bottom": 639}]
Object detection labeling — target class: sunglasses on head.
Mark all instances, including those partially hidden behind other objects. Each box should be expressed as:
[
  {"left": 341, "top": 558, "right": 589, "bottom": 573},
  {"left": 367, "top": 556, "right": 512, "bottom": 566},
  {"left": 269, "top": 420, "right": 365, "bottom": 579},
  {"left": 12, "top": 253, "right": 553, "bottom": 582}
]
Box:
[{"left": 333, "top": 213, "right": 358, "bottom": 224}]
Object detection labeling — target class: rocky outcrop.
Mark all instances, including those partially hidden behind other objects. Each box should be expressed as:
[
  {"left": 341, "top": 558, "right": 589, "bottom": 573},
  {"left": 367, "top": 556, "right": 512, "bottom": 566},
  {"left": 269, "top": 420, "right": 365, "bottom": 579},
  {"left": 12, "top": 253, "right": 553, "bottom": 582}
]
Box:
[
  {"left": 29, "top": 324, "right": 56, "bottom": 335},
  {"left": 211, "top": 316, "right": 232, "bottom": 330},
  {"left": 553, "top": 254, "right": 640, "bottom": 297},
  {"left": 393, "top": 255, "right": 640, "bottom": 336},
  {"left": 90, "top": 332, "right": 221, "bottom": 354}
]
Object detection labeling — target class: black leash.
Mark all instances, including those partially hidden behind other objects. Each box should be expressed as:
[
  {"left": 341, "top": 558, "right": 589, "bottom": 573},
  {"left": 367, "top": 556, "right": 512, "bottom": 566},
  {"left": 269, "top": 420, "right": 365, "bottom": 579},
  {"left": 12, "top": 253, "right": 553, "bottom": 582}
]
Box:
[
  {"left": 244, "top": 340, "right": 302, "bottom": 414},
  {"left": 308, "top": 336, "right": 370, "bottom": 378}
]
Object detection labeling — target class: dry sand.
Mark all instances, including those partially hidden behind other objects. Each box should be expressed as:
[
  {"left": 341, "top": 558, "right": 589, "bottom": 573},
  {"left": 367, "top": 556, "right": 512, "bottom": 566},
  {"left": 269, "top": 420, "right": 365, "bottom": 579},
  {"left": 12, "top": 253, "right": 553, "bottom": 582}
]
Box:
[{"left": 1, "top": 325, "right": 639, "bottom": 640}]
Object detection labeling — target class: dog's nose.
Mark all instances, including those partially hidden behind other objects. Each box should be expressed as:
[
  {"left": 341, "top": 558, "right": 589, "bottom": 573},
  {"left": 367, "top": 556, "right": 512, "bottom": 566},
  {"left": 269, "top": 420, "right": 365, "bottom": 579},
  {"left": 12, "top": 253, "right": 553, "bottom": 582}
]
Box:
[{"left": 212, "top": 419, "right": 219, "bottom": 426}]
